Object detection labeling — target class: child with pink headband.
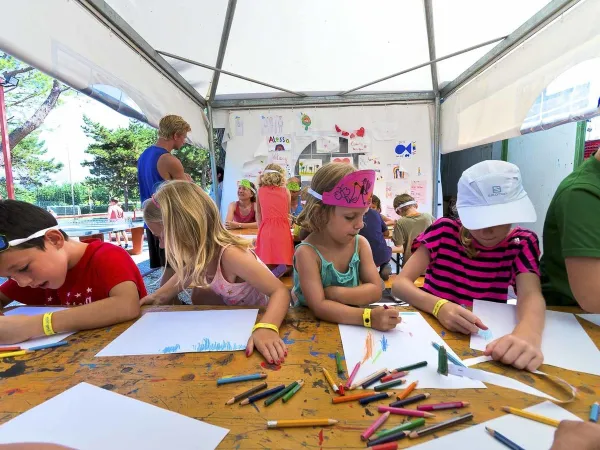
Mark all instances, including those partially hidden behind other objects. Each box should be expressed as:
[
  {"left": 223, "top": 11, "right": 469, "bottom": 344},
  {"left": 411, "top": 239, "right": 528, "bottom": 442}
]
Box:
[{"left": 293, "top": 163, "right": 400, "bottom": 331}]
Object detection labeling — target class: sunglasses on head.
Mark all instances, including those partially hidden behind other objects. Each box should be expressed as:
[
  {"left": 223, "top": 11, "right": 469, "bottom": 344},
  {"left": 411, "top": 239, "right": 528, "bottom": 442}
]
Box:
[{"left": 0, "top": 226, "right": 60, "bottom": 253}]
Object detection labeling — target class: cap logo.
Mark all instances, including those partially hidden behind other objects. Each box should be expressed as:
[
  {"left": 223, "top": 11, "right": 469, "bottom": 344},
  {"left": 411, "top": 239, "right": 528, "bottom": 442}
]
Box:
[{"left": 489, "top": 185, "right": 505, "bottom": 197}]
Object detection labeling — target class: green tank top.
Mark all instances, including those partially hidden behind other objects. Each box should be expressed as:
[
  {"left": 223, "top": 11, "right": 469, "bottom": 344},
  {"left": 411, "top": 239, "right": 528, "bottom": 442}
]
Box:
[{"left": 291, "top": 236, "right": 360, "bottom": 306}]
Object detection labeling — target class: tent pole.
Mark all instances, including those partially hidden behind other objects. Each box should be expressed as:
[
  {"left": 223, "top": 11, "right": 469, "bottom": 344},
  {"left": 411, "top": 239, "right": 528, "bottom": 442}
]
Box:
[
  {"left": 0, "top": 83, "right": 15, "bottom": 199},
  {"left": 207, "top": 103, "right": 220, "bottom": 210},
  {"left": 208, "top": 0, "right": 237, "bottom": 101},
  {"left": 432, "top": 94, "right": 441, "bottom": 217},
  {"left": 423, "top": 0, "right": 439, "bottom": 91}
]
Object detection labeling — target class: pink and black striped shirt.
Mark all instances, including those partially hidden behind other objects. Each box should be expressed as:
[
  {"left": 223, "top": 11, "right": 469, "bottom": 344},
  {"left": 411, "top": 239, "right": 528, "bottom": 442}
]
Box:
[{"left": 412, "top": 218, "right": 541, "bottom": 306}]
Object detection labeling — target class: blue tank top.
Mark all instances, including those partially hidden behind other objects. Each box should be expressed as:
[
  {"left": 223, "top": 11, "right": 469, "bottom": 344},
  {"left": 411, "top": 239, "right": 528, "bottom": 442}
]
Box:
[{"left": 138, "top": 145, "right": 169, "bottom": 203}]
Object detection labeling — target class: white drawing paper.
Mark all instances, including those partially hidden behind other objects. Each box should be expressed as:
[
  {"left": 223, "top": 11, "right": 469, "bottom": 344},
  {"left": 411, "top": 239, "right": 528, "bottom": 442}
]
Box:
[
  {"left": 410, "top": 401, "right": 581, "bottom": 450},
  {"left": 358, "top": 155, "right": 382, "bottom": 170},
  {"left": 0, "top": 382, "right": 229, "bottom": 450},
  {"left": 339, "top": 312, "right": 485, "bottom": 389},
  {"left": 242, "top": 155, "right": 268, "bottom": 179},
  {"left": 316, "top": 136, "right": 339, "bottom": 153},
  {"left": 268, "top": 150, "right": 293, "bottom": 177},
  {"left": 96, "top": 310, "right": 258, "bottom": 357},
  {"left": 471, "top": 301, "right": 600, "bottom": 376},
  {"left": 266, "top": 135, "right": 292, "bottom": 152},
  {"left": 260, "top": 114, "right": 284, "bottom": 135},
  {"left": 330, "top": 156, "right": 355, "bottom": 167},
  {"left": 1, "top": 307, "right": 75, "bottom": 350},
  {"left": 410, "top": 180, "right": 428, "bottom": 205},
  {"left": 578, "top": 314, "right": 600, "bottom": 327},
  {"left": 298, "top": 158, "right": 323, "bottom": 181},
  {"left": 394, "top": 140, "right": 416, "bottom": 158},
  {"left": 348, "top": 135, "right": 371, "bottom": 153}
]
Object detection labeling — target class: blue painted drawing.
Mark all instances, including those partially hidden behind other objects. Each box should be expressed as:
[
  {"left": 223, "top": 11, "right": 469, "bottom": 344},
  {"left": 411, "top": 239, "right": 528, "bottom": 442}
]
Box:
[
  {"left": 380, "top": 335, "right": 389, "bottom": 352},
  {"left": 477, "top": 329, "right": 493, "bottom": 341},
  {"left": 192, "top": 338, "right": 246, "bottom": 352},
  {"left": 161, "top": 344, "right": 181, "bottom": 354}
]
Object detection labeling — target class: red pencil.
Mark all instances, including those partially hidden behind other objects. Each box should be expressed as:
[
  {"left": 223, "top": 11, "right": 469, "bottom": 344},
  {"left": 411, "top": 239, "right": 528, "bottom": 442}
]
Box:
[
  {"left": 0, "top": 346, "right": 21, "bottom": 352},
  {"left": 417, "top": 401, "right": 470, "bottom": 411},
  {"left": 377, "top": 406, "right": 435, "bottom": 418},
  {"left": 380, "top": 371, "right": 408, "bottom": 383},
  {"left": 368, "top": 442, "right": 398, "bottom": 450}
]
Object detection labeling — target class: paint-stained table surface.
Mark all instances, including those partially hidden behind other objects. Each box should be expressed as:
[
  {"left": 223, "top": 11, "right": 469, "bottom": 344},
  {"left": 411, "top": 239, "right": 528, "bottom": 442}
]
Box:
[{"left": 0, "top": 305, "right": 598, "bottom": 449}]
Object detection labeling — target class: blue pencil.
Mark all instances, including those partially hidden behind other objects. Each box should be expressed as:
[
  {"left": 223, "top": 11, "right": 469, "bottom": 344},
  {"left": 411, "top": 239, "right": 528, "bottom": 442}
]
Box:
[
  {"left": 590, "top": 402, "right": 599, "bottom": 423},
  {"left": 431, "top": 341, "right": 465, "bottom": 367},
  {"left": 217, "top": 372, "right": 267, "bottom": 386},
  {"left": 486, "top": 427, "right": 525, "bottom": 450},
  {"left": 28, "top": 341, "right": 69, "bottom": 351},
  {"left": 240, "top": 384, "right": 285, "bottom": 405}
]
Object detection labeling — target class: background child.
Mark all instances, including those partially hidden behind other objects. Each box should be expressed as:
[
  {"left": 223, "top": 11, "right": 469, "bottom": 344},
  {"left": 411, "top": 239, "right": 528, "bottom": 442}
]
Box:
[
  {"left": 0, "top": 200, "right": 144, "bottom": 344},
  {"left": 288, "top": 176, "right": 303, "bottom": 218},
  {"left": 107, "top": 197, "right": 129, "bottom": 249},
  {"left": 255, "top": 164, "right": 293, "bottom": 278},
  {"left": 359, "top": 198, "right": 393, "bottom": 281},
  {"left": 393, "top": 161, "right": 545, "bottom": 371},
  {"left": 293, "top": 163, "right": 399, "bottom": 331},
  {"left": 224, "top": 179, "right": 257, "bottom": 230},
  {"left": 140, "top": 181, "right": 290, "bottom": 364},
  {"left": 371, "top": 194, "right": 395, "bottom": 226},
  {"left": 392, "top": 193, "right": 433, "bottom": 267}
]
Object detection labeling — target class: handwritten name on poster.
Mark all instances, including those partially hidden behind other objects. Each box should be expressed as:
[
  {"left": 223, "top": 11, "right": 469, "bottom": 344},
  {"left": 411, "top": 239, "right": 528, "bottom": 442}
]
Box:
[
  {"left": 358, "top": 155, "right": 382, "bottom": 170},
  {"left": 268, "top": 151, "right": 293, "bottom": 177},
  {"left": 261, "top": 115, "right": 284, "bottom": 135},
  {"left": 410, "top": 180, "right": 427, "bottom": 205},
  {"left": 348, "top": 135, "right": 371, "bottom": 153},
  {"left": 267, "top": 135, "right": 292, "bottom": 152}
]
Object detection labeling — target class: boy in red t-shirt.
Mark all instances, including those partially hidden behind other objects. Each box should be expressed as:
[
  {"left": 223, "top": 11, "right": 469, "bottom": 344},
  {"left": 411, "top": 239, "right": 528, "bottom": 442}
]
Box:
[{"left": 0, "top": 200, "right": 146, "bottom": 344}]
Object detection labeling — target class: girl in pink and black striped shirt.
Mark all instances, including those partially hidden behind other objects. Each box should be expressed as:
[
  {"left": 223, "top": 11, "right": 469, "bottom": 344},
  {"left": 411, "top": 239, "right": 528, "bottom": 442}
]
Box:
[{"left": 393, "top": 161, "right": 546, "bottom": 372}]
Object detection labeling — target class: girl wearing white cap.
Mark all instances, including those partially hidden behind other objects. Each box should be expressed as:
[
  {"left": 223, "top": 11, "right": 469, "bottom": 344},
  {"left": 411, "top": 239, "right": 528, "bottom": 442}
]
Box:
[{"left": 393, "top": 160, "right": 545, "bottom": 372}]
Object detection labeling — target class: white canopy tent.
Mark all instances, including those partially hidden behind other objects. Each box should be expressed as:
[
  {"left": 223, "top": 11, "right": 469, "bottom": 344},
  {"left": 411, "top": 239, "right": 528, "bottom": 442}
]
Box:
[{"left": 1, "top": 0, "right": 598, "bottom": 212}]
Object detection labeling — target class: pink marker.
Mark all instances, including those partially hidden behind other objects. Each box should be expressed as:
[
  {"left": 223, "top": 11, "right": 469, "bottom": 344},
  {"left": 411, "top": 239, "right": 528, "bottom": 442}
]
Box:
[
  {"left": 377, "top": 406, "right": 435, "bottom": 418},
  {"left": 345, "top": 362, "right": 361, "bottom": 389},
  {"left": 417, "top": 401, "right": 470, "bottom": 411},
  {"left": 361, "top": 411, "right": 391, "bottom": 441}
]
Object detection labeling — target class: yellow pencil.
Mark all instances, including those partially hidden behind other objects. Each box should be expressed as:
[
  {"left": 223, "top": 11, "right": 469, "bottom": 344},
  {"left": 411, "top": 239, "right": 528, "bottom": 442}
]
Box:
[
  {"left": 267, "top": 419, "right": 338, "bottom": 428},
  {"left": 0, "top": 350, "right": 28, "bottom": 358},
  {"left": 502, "top": 406, "right": 561, "bottom": 427},
  {"left": 321, "top": 367, "right": 339, "bottom": 393}
]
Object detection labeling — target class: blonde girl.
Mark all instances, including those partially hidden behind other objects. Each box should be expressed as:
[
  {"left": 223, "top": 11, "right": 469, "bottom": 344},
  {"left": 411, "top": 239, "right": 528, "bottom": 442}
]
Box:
[
  {"left": 293, "top": 163, "right": 400, "bottom": 330},
  {"left": 140, "top": 181, "right": 290, "bottom": 364}
]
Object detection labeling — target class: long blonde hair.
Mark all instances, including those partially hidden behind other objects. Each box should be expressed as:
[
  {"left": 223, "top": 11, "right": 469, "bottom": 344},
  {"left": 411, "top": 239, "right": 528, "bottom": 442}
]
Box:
[
  {"left": 142, "top": 181, "right": 250, "bottom": 288},
  {"left": 259, "top": 163, "right": 286, "bottom": 187}
]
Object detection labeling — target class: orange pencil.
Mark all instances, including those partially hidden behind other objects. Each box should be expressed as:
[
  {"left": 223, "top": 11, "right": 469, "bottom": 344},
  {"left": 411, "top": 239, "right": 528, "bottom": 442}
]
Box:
[
  {"left": 332, "top": 392, "right": 376, "bottom": 404},
  {"left": 397, "top": 381, "right": 418, "bottom": 400}
]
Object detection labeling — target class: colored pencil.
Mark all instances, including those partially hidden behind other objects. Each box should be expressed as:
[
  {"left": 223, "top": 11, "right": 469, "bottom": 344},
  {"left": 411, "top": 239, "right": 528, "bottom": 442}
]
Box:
[
  {"left": 408, "top": 413, "right": 474, "bottom": 439},
  {"left": 431, "top": 342, "right": 465, "bottom": 367},
  {"left": 321, "top": 367, "right": 339, "bottom": 393},
  {"left": 361, "top": 411, "right": 391, "bottom": 441},
  {"left": 266, "top": 419, "right": 337, "bottom": 428},
  {"left": 282, "top": 380, "right": 304, "bottom": 403},
  {"left": 265, "top": 380, "right": 300, "bottom": 406},
  {"left": 380, "top": 371, "right": 408, "bottom": 383},
  {"left": 392, "top": 361, "right": 427, "bottom": 373},
  {"left": 368, "top": 443, "right": 398, "bottom": 450},
  {"left": 418, "top": 401, "right": 470, "bottom": 411},
  {"left": 374, "top": 378, "right": 406, "bottom": 391},
  {"left": 367, "top": 430, "right": 407, "bottom": 447},
  {"left": 396, "top": 381, "right": 418, "bottom": 400},
  {"left": 0, "top": 346, "right": 21, "bottom": 352},
  {"left": 335, "top": 352, "right": 344, "bottom": 374},
  {"left": 377, "top": 406, "right": 435, "bottom": 418},
  {"left": 225, "top": 382, "right": 267, "bottom": 405},
  {"left": 217, "top": 372, "right": 267, "bottom": 386},
  {"left": 345, "top": 362, "right": 361, "bottom": 389},
  {"left": 389, "top": 393, "right": 430, "bottom": 408},
  {"left": 28, "top": 341, "right": 68, "bottom": 351},
  {"left": 240, "top": 385, "right": 285, "bottom": 405},
  {"left": 332, "top": 391, "right": 376, "bottom": 404},
  {"left": 590, "top": 402, "right": 599, "bottom": 423},
  {"left": 486, "top": 427, "right": 526, "bottom": 450},
  {"left": 502, "top": 406, "right": 561, "bottom": 427},
  {"left": 359, "top": 392, "right": 392, "bottom": 406},
  {"left": 0, "top": 350, "right": 28, "bottom": 358},
  {"left": 351, "top": 369, "right": 388, "bottom": 390},
  {"left": 370, "top": 418, "right": 425, "bottom": 440}
]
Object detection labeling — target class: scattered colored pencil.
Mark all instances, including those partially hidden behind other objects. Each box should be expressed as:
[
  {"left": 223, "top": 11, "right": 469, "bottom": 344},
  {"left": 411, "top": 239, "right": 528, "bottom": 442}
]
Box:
[
  {"left": 374, "top": 378, "right": 406, "bottom": 392},
  {"left": 361, "top": 370, "right": 389, "bottom": 389},
  {"left": 321, "top": 367, "right": 339, "bottom": 393},
  {"left": 361, "top": 411, "right": 391, "bottom": 441},
  {"left": 217, "top": 372, "right": 267, "bottom": 386},
  {"left": 225, "top": 382, "right": 268, "bottom": 405},
  {"left": 486, "top": 427, "right": 526, "bottom": 450},
  {"left": 345, "top": 362, "right": 361, "bottom": 389},
  {"left": 590, "top": 402, "right": 599, "bottom": 423},
  {"left": 389, "top": 393, "right": 430, "bottom": 408},
  {"left": 282, "top": 380, "right": 304, "bottom": 403},
  {"left": 359, "top": 392, "right": 392, "bottom": 406},
  {"left": 0, "top": 346, "right": 21, "bottom": 352},
  {"left": 368, "top": 443, "right": 398, "bottom": 450},
  {"left": 502, "top": 406, "right": 561, "bottom": 427},
  {"left": 396, "top": 381, "right": 418, "bottom": 400},
  {"left": 417, "top": 401, "right": 470, "bottom": 411},
  {"left": 240, "top": 385, "right": 285, "bottom": 406},
  {"left": 352, "top": 369, "right": 388, "bottom": 390},
  {"left": 408, "top": 413, "right": 474, "bottom": 439},
  {"left": 367, "top": 430, "right": 407, "bottom": 447},
  {"left": 371, "top": 418, "right": 425, "bottom": 440},
  {"left": 335, "top": 352, "right": 344, "bottom": 375},
  {"left": 264, "top": 380, "right": 300, "bottom": 406},
  {"left": 431, "top": 342, "right": 465, "bottom": 367},
  {"left": 332, "top": 392, "right": 376, "bottom": 404},
  {"left": 0, "top": 350, "right": 28, "bottom": 358},
  {"left": 392, "top": 361, "right": 427, "bottom": 373},
  {"left": 380, "top": 371, "right": 408, "bottom": 383},
  {"left": 377, "top": 406, "right": 435, "bottom": 418},
  {"left": 266, "top": 419, "right": 337, "bottom": 428},
  {"left": 28, "top": 341, "right": 68, "bottom": 351}
]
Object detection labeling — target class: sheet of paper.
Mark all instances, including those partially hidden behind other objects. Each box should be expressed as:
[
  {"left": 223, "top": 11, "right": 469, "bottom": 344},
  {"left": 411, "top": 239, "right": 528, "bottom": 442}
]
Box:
[
  {"left": 0, "top": 382, "right": 228, "bottom": 449},
  {"left": 410, "top": 401, "right": 581, "bottom": 450},
  {"left": 266, "top": 134, "right": 292, "bottom": 152},
  {"left": 339, "top": 312, "right": 485, "bottom": 389},
  {"left": 578, "top": 314, "right": 600, "bottom": 327},
  {"left": 96, "top": 310, "right": 258, "bottom": 357},
  {"left": 298, "top": 158, "right": 323, "bottom": 181},
  {"left": 1, "top": 306, "right": 74, "bottom": 350},
  {"left": 471, "top": 301, "right": 600, "bottom": 376},
  {"left": 316, "top": 136, "right": 339, "bottom": 153}
]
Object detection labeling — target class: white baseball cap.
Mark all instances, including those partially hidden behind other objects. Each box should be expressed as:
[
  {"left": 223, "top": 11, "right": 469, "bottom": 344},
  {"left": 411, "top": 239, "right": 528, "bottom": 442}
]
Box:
[{"left": 456, "top": 160, "right": 536, "bottom": 230}]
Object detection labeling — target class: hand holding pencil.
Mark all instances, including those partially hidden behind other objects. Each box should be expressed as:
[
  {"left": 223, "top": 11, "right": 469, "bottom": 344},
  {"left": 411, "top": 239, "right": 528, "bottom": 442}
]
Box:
[{"left": 371, "top": 307, "right": 401, "bottom": 331}]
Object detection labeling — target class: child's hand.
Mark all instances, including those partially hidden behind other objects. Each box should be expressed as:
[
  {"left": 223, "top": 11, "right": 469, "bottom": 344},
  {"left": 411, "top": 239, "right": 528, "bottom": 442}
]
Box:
[
  {"left": 0, "top": 314, "right": 40, "bottom": 344},
  {"left": 246, "top": 329, "right": 287, "bottom": 364},
  {"left": 371, "top": 307, "right": 401, "bottom": 331},
  {"left": 484, "top": 331, "right": 543, "bottom": 371},
  {"left": 437, "top": 302, "right": 487, "bottom": 334},
  {"left": 550, "top": 421, "right": 600, "bottom": 450},
  {"left": 140, "top": 293, "right": 167, "bottom": 306}
]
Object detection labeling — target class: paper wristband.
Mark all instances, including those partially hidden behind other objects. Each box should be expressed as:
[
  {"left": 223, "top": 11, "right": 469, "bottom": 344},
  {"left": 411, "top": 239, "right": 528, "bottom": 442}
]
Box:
[
  {"left": 433, "top": 300, "right": 449, "bottom": 318},
  {"left": 363, "top": 308, "right": 372, "bottom": 328},
  {"left": 42, "top": 312, "right": 55, "bottom": 336},
  {"left": 252, "top": 323, "right": 280, "bottom": 334}
]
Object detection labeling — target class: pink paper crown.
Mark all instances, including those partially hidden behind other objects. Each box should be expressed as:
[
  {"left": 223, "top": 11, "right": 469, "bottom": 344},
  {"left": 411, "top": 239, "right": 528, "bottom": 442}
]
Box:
[{"left": 308, "top": 170, "right": 376, "bottom": 208}]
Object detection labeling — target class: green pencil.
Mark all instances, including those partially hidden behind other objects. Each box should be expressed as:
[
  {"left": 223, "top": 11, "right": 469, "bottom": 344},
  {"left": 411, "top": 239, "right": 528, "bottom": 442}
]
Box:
[
  {"left": 392, "top": 361, "right": 428, "bottom": 373},
  {"left": 335, "top": 352, "right": 344, "bottom": 375},
  {"left": 282, "top": 380, "right": 304, "bottom": 403},
  {"left": 370, "top": 418, "right": 426, "bottom": 440},
  {"left": 374, "top": 378, "right": 406, "bottom": 391},
  {"left": 264, "top": 380, "right": 300, "bottom": 406}
]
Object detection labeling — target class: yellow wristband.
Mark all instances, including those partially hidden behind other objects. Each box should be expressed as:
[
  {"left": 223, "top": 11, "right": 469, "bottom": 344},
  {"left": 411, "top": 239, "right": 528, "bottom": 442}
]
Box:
[
  {"left": 42, "top": 312, "right": 56, "bottom": 336},
  {"left": 362, "top": 308, "right": 372, "bottom": 328},
  {"left": 252, "top": 323, "right": 280, "bottom": 334},
  {"left": 432, "top": 299, "right": 449, "bottom": 318}
]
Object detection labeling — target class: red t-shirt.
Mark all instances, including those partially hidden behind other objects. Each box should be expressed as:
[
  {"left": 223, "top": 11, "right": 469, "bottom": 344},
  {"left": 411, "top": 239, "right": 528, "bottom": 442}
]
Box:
[{"left": 0, "top": 240, "right": 147, "bottom": 306}]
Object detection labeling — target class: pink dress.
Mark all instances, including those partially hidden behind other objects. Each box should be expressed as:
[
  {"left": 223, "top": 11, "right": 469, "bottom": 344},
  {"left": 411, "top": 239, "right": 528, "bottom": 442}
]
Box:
[{"left": 255, "top": 186, "right": 293, "bottom": 265}]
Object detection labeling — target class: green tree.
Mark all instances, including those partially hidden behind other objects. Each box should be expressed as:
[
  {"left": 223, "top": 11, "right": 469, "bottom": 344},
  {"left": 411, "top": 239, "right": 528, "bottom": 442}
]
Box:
[{"left": 9, "top": 132, "right": 63, "bottom": 187}]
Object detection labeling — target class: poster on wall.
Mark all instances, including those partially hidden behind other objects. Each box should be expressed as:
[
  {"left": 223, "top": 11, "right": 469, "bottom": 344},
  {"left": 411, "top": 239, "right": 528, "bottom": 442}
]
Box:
[
  {"left": 316, "top": 136, "right": 340, "bottom": 153},
  {"left": 331, "top": 156, "right": 355, "bottom": 167},
  {"left": 395, "top": 141, "right": 417, "bottom": 159},
  {"left": 358, "top": 155, "right": 382, "bottom": 170},
  {"left": 411, "top": 180, "right": 427, "bottom": 205},
  {"left": 348, "top": 135, "right": 371, "bottom": 153},
  {"left": 242, "top": 156, "right": 268, "bottom": 180},
  {"left": 261, "top": 115, "right": 284, "bottom": 135},
  {"left": 385, "top": 205, "right": 400, "bottom": 221},
  {"left": 233, "top": 115, "right": 243, "bottom": 137},
  {"left": 385, "top": 183, "right": 394, "bottom": 199},
  {"left": 298, "top": 159, "right": 323, "bottom": 181},
  {"left": 374, "top": 170, "right": 384, "bottom": 181},
  {"left": 267, "top": 135, "right": 292, "bottom": 152},
  {"left": 386, "top": 163, "right": 409, "bottom": 180},
  {"left": 268, "top": 151, "right": 293, "bottom": 177}
]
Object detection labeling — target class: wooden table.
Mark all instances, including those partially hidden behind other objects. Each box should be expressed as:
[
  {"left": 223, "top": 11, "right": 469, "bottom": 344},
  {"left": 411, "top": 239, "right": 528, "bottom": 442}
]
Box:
[{"left": 0, "top": 306, "right": 598, "bottom": 449}]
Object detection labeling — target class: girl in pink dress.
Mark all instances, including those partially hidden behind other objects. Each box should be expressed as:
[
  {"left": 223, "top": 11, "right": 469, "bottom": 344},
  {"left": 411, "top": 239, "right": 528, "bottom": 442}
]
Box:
[{"left": 255, "top": 164, "right": 294, "bottom": 277}]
